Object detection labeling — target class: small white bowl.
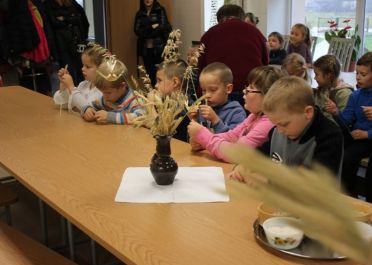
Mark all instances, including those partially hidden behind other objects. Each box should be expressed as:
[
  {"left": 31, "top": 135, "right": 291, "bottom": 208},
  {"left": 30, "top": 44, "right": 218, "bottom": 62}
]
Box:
[{"left": 262, "top": 217, "right": 304, "bottom": 250}]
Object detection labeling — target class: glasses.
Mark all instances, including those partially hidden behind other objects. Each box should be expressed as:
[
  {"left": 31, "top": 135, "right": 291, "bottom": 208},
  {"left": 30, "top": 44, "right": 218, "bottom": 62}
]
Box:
[{"left": 243, "top": 86, "right": 262, "bottom": 95}]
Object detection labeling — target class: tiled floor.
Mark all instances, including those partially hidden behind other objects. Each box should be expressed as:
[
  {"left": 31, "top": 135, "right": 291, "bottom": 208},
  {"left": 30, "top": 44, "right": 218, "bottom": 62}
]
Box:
[{"left": 0, "top": 168, "right": 123, "bottom": 265}]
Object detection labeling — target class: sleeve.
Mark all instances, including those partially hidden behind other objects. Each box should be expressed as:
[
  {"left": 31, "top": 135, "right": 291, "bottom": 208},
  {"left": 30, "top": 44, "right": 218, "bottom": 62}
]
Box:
[
  {"left": 69, "top": 87, "right": 86, "bottom": 111},
  {"left": 53, "top": 90, "right": 69, "bottom": 109},
  {"left": 258, "top": 127, "right": 275, "bottom": 156},
  {"left": 335, "top": 88, "right": 352, "bottom": 112},
  {"left": 313, "top": 128, "right": 343, "bottom": 176},
  {"left": 134, "top": 12, "right": 151, "bottom": 38},
  {"left": 148, "top": 7, "right": 171, "bottom": 38},
  {"left": 338, "top": 92, "right": 357, "bottom": 126},
  {"left": 44, "top": 2, "right": 67, "bottom": 29},
  {"left": 236, "top": 117, "right": 274, "bottom": 148},
  {"left": 306, "top": 45, "right": 312, "bottom": 64},
  {"left": 212, "top": 107, "right": 246, "bottom": 133},
  {"left": 81, "top": 98, "right": 103, "bottom": 115},
  {"left": 106, "top": 102, "right": 145, "bottom": 125}
]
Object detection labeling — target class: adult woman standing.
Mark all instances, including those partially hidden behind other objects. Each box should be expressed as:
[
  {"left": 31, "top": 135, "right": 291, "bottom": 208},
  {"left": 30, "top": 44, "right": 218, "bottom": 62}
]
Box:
[
  {"left": 44, "top": 0, "right": 89, "bottom": 84},
  {"left": 134, "top": 0, "right": 171, "bottom": 85}
]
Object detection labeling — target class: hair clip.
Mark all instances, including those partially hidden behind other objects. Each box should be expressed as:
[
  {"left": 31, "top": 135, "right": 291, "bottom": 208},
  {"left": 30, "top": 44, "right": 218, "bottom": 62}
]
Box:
[{"left": 96, "top": 55, "right": 125, "bottom": 82}]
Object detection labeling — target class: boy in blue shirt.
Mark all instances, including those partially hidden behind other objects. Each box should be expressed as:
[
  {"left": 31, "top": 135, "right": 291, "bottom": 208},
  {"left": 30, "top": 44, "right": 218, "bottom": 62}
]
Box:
[
  {"left": 327, "top": 52, "right": 372, "bottom": 196},
  {"left": 190, "top": 62, "right": 246, "bottom": 133}
]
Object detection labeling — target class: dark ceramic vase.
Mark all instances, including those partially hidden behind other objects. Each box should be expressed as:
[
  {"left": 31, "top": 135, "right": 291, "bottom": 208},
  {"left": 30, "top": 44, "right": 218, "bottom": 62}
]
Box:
[{"left": 150, "top": 135, "right": 178, "bottom": 185}]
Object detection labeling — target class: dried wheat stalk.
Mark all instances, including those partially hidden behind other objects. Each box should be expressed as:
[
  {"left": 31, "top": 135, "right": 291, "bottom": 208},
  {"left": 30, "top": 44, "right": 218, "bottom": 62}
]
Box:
[
  {"left": 224, "top": 144, "right": 372, "bottom": 265},
  {"left": 162, "top": 29, "right": 182, "bottom": 64}
]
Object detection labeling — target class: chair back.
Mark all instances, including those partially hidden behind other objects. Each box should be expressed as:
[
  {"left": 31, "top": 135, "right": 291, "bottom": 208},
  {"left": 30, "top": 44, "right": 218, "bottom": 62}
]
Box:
[
  {"left": 283, "top": 35, "right": 290, "bottom": 51},
  {"left": 327, "top": 37, "right": 355, "bottom": 72},
  {"left": 310, "top": 36, "right": 318, "bottom": 60}
]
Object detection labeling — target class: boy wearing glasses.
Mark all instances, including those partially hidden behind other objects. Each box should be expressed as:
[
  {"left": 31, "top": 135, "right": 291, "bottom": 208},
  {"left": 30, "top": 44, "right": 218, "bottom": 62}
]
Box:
[
  {"left": 188, "top": 66, "right": 283, "bottom": 162},
  {"left": 189, "top": 62, "right": 246, "bottom": 133}
]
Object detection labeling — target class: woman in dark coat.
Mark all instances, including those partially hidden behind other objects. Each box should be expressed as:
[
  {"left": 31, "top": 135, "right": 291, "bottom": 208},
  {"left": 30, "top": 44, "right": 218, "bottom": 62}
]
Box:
[
  {"left": 44, "top": 0, "right": 89, "bottom": 84},
  {"left": 134, "top": 0, "right": 171, "bottom": 85}
]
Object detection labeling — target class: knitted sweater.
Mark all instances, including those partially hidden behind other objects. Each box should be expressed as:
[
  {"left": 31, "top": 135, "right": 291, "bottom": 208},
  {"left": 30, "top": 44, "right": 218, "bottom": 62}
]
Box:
[{"left": 194, "top": 114, "right": 274, "bottom": 162}]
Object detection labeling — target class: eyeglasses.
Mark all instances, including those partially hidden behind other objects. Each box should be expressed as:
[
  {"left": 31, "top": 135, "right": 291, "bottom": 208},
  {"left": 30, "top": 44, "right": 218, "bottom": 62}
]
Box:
[{"left": 243, "top": 87, "right": 262, "bottom": 95}]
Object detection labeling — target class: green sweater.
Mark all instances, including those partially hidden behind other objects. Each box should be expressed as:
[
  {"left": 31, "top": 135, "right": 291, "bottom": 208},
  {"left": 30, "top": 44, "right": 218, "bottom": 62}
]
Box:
[{"left": 314, "top": 80, "right": 353, "bottom": 123}]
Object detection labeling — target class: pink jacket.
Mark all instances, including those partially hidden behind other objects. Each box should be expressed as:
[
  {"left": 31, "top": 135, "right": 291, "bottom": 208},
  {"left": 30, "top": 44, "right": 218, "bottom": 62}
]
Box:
[{"left": 194, "top": 114, "right": 274, "bottom": 162}]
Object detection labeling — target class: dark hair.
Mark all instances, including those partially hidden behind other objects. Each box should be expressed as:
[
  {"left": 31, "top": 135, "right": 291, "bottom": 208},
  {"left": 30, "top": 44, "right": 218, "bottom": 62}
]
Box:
[
  {"left": 357, "top": 51, "right": 372, "bottom": 70},
  {"left": 216, "top": 4, "right": 245, "bottom": 23},
  {"left": 245, "top": 12, "right": 259, "bottom": 25},
  {"left": 313, "top": 55, "right": 341, "bottom": 87},
  {"left": 139, "top": 0, "right": 159, "bottom": 11},
  {"left": 268, "top": 32, "right": 284, "bottom": 45},
  {"left": 292, "top": 23, "right": 311, "bottom": 47}
]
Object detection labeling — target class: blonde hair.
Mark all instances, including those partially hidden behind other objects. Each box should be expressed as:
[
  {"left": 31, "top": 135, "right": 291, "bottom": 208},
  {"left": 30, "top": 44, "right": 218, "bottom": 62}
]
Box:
[
  {"left": 95, "top": 56, "right": 128, "bottom": 89},
  {"left": 263, "top": 76, "right": 314, "bottom": 114},
  {"left": 282, "top": 53, "right": 308, "bottom": 81},
  {"left": 247, "top": 65, "right": 285, "bottom": 95},
  {"left": 157, "top": 60, "right": 187, "bottom": 81},
  {"left": 83, "top": 43, "right": 109, "bottom": 67},
  {"left": 200, "top": 62, "right": 233, "bottom": 85}
]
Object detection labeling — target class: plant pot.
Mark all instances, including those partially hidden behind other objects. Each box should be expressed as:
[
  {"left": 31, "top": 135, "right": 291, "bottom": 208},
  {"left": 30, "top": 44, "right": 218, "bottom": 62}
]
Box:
[{"left": 150, "top": 135, "right": 178, "bottom": 185}]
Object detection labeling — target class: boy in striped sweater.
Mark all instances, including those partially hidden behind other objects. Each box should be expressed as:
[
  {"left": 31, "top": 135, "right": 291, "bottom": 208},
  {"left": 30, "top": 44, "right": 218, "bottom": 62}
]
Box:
[{"left": 81, "top": 56, "right": 144, "bottom": 124}]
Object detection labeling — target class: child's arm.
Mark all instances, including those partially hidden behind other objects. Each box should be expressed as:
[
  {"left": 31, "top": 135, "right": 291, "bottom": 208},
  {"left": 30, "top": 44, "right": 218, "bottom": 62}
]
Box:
[
  {"left": 212, "top": 107, "right": 246, "bottom": 133},
  {"left": 105, "top": 104, "right": 144, "bottom": 125}
]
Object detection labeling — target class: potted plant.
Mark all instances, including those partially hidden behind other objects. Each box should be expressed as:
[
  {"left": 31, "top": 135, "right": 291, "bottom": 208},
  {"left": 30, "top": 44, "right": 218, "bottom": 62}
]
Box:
[{"left": 325, "top": 19, "right": 361, "bottom": 71}]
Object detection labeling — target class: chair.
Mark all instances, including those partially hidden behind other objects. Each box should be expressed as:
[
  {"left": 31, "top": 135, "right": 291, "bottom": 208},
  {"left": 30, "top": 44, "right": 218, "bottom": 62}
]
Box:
[
  {"left": 310, "top": 36, "right": 318, "bottom": 60},
  {"left": 283, "top": 35, "right": 290, "bottom": 51},
  {"left": 327, "top": 37, "right": 355, "bottom": 72}
]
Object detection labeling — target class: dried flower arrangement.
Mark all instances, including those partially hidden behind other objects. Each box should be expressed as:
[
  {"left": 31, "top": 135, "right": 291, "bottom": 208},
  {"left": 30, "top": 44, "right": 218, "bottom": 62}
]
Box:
[
  {"left": 132, "top": 29, "right": 205, "bottom": 136},
  {"left": 225, "top": 144, "right": 372, "bottom": 265}
]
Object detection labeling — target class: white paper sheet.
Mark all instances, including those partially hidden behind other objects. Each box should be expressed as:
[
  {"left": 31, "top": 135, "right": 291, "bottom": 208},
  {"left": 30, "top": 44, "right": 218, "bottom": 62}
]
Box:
[{"left": 115, "top": 167, "right": 230, "bottom": 203}]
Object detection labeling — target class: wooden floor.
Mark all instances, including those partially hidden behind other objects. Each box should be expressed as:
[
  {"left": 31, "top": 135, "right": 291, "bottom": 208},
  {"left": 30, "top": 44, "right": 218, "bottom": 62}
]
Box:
[{"left": 0, "top": 168, "right": 123, "bottom": 265}]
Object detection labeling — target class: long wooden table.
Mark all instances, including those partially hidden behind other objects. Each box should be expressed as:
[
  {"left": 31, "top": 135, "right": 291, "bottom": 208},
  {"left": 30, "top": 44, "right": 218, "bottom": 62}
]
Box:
[{"left": 0, "top": 86, "right": 360, "bottom": 265}]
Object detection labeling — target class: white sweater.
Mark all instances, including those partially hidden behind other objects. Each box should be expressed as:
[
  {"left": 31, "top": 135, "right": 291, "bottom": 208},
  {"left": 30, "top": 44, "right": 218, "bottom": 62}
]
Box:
[{"left": 53, "top": 80, "right": 102, "bottom": 111}]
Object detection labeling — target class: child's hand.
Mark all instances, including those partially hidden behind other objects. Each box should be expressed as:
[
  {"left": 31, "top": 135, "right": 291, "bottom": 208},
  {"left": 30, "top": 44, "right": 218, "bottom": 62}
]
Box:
[
  {"left": 94, "top": 110, "right": 108, "bottom": 123},
  {"left": 228, "top": 165, "right": 246, "bottom": 182},
  {"left": 189, "top": 137, "right": 203, "bottom": 151},
  {"left": 324, "top": 99, "right": 338, "bottom": 115},
  {"left": 187, "top": 110, "right": 198, "bottom": 121},
  {"left": 199, "top": 105, "right": 220, "bottom": 125},
  {"left": 351, "top": 129, "right": 368, "bottom": 140},
  {"left": 187, "top": 120, "right": 204, "bottom": 139},
  {"left": 59, "top": 73, "right": 74, "bottom": 93},
  {"left": 362, "top": 106, "right": 372, "bottom": 120},
  {"left": 83, "top": 107, "right": 96, "bottom": 121}
]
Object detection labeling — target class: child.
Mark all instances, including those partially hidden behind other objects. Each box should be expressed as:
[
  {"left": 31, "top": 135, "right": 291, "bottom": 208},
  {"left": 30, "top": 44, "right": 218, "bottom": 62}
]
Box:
[
  {"left": 287, "top": 23, "right": 312, "bottom": 65},
  {"left": 53, "top": 43, "right": 108, "bottom": 112},
  {"left": 328, "top": 52, "right": 372, "bottom": 197},
  {"left": 262, "top": 76, "right": 343, "bottom": 175},
  {"left": 268, "top": 32, "right": 287, "bottom": 65},
  {"left": 155, "top": 60, "right": 189, "bottom": 142},
  {"left": 187, "top": 66, "right": 284, "bottom": 162},
  {"left": 282, "top": 53, "right": 309, "bottom": 82},
  {"left": 193, "top": 62, "right": 246, "bottom": 133},
  {"left": 81, "top": 55, "right": 143, "bottom": 124},
  {"left": 313, "top": 54, "right": 353, "bottom": 123}
]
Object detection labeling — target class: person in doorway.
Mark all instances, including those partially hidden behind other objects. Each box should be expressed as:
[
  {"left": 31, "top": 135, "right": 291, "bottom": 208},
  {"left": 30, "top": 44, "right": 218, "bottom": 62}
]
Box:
[{"left": 134, "top": 0, "right": 172, "bottom": 86}]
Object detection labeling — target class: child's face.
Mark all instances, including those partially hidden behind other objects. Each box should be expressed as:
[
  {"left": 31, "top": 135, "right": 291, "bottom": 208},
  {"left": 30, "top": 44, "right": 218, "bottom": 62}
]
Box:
[
  {"left": 243, "top": 84, "right": 263, "bottom": 114},
  {"left": 199, "top": 73, "right": 231, "bottom": 107},
  {"left": 81, "top": 54, "right": 97, "bottom": 83},
  {"left": 290, "top": 27, "right": 304, "bottom": 46},
  {"left": 155, "top": 69, "right": 179, "bottom": 97},
  {"left": 314, "top": 67, "right": 330, "bottom": 88},
  {"left": 266, "top": 106, "right": 314, "bottom": 140},
  {"left": 100, "top": 83, "right": 127, "bottom": 103},
  {"left": 268, "top": 36, "right": 282, "bottom": 50},
  {"left": 356, "top": 65, "right": 372, "bottom": 88}
]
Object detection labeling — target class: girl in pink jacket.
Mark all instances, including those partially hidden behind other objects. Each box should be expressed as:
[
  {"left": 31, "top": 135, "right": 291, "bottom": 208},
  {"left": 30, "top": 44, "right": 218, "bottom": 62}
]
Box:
[{"left": 188, "top": 66, "right": 284, "bottom": 162}]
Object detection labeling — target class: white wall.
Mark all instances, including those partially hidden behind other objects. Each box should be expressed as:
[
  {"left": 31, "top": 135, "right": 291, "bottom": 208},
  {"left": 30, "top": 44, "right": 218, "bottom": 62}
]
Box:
[
  {"left": 84, "top": 0, "right": 95, "bottom": 39},
  {"left": 172, "top": 0, "right": 204, "bottom": 60}
]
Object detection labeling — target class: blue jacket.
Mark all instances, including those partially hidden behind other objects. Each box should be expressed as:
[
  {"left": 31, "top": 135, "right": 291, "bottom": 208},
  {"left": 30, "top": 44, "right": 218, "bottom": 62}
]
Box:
[
  {"left": 199, "top": 100, "right": 246, "bottom": 133},
  {"left": 339, "top": 88, "right": 372, "bottom": 138}
]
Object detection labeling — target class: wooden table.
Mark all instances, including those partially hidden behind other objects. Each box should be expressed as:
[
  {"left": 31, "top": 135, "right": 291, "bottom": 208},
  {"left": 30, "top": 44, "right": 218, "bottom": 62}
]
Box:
[{"left": 0, "top": 86, "right": 360, "bottom": 265}]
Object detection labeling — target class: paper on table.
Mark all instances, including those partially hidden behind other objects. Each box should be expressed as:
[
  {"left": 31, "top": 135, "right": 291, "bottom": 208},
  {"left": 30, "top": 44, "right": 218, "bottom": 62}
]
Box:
[{"left": 115, "top": 167, "right": 229, "bottom": 203}]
